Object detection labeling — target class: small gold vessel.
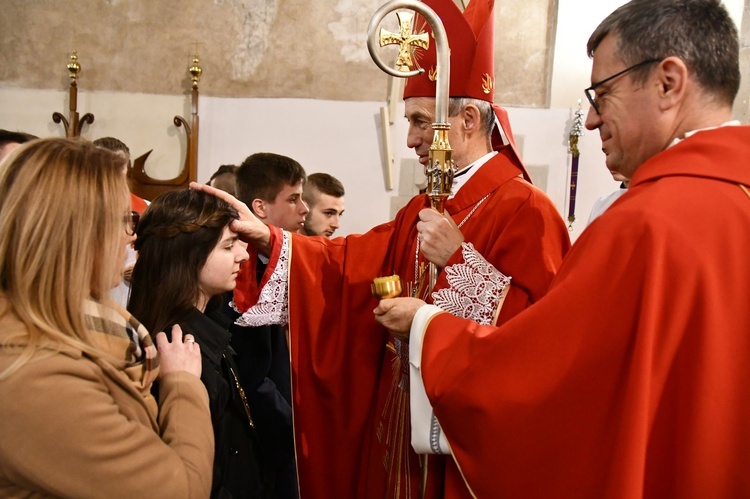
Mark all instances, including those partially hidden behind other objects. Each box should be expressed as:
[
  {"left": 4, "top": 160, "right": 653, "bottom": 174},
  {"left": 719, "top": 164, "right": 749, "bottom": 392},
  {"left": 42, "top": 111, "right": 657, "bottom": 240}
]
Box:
[{"left": 371, "top": 275, "right": 403, "bottom": 299}]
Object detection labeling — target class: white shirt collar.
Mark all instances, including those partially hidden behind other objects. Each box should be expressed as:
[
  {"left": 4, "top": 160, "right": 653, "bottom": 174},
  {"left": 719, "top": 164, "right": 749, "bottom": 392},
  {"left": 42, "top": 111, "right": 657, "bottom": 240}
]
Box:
[
  {"left": 449, "top": 151, "right": 498, "bottom": 199},
  {"left": 668, "top": 120, "right": 741, "bottom": 148}
]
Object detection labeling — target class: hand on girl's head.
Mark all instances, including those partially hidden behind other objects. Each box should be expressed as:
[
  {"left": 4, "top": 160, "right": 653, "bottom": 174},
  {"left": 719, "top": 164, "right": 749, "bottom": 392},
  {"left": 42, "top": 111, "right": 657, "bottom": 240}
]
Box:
[
  {"left": 190, "top": 182, "right": 254, "bottom": 222},
  {"left": 190, "top": 182, "right": 271, "bottom": 254}
]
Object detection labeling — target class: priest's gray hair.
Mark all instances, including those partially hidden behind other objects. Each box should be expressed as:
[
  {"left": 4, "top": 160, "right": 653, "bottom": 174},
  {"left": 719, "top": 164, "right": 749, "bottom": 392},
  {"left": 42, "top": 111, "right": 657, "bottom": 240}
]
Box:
[
  {"left": 587, "top": 0, "right": 739, "bottom": 106},
  {"left": 448, "top": 98, "right": 495, "bottom": 137}
]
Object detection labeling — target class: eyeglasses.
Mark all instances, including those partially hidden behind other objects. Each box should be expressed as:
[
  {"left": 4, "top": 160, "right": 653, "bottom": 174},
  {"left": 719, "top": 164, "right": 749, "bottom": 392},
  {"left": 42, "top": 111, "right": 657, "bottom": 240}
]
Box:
[
  {"left": 584, "top": 58, "right": 661, "bottom": 114},
  {"left": 125, "top": 211, "right": 140, "bottom": 236}
]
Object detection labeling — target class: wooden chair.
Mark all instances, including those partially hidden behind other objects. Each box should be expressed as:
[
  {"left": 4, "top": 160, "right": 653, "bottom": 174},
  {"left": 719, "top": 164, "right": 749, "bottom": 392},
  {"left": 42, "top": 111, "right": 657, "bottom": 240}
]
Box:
[{"left": 54, "top": 51, "right": 202, "bottom": 201}]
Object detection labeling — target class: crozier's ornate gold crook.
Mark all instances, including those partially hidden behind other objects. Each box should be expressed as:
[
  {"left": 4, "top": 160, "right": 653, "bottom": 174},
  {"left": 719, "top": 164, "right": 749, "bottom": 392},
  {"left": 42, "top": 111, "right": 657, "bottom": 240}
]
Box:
[{"left": 368, "top": 0, "right": 454, "bottom": 296}]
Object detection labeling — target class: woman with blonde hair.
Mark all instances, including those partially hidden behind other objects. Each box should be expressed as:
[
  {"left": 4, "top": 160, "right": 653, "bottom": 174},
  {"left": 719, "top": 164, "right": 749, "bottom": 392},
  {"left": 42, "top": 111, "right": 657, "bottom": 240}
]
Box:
[{"left": 0, "top": 138, "right": 214, "bottom": 498}]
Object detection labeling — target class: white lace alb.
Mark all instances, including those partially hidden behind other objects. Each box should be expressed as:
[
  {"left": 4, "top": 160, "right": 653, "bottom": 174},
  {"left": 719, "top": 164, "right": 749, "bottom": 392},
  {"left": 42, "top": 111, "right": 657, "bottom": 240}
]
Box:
[
  {"left": 234, "top": 230, "right": 291, "bottom": 327},
  {"left": 431, "top": 242, "right": 511, "bottom": 325}
]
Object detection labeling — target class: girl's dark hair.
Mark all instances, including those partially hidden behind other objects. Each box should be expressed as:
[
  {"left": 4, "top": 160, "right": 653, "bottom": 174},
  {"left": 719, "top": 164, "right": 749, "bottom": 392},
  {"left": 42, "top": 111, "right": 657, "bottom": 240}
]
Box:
[{"left": 128, "top": 189, "right": 238, "bottom": 335}]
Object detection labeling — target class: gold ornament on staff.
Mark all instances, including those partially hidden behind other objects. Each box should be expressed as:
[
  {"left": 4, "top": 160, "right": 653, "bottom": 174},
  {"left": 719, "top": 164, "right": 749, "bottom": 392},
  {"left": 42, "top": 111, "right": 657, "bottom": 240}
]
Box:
[
  {"left": 368, "top": 0, "right": 454, "bottom": 298},
  {"left": 52, "top": 50, "right": 95, "bottom": 138}
]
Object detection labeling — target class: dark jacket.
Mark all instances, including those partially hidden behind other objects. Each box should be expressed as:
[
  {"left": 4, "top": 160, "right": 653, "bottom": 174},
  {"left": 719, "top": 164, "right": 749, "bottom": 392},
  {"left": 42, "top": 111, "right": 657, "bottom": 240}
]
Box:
[
  {"left": 178, "top": 308, "right": 271, "bottom": 499},
  {"left": 211, "top": 259, "right": 298, "bottom": 499}
]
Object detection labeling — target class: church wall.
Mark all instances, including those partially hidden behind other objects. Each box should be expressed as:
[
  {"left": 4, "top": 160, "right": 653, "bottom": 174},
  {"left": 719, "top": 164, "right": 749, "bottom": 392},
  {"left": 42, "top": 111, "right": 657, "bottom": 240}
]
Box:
[
  {"left": 0, "top": 0, "right": 746, "bottom": 241},
  {"left": 0, "top": 0, "right": 555, "bottom": 106},
  {"left": 734, "top": 0, "right": 750, "bottom": 122}
]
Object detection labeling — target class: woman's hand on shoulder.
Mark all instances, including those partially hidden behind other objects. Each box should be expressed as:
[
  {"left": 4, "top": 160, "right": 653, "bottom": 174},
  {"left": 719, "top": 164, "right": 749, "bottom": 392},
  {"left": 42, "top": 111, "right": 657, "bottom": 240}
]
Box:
[{"left": 155, "top": 324, "right": 201, "bottom": 379}]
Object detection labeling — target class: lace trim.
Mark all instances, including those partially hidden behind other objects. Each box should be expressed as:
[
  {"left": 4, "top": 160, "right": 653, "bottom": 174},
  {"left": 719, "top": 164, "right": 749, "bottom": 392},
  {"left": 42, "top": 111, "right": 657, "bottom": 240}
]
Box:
[
  {"left": 431, "top": 242, "right": 511, "bottom": 325},
  {"left": 429, "top": 412, "right": 443, "bottom": 454},
  {"left": 234, "top": 231, "right": 291, "bottom": 327}
]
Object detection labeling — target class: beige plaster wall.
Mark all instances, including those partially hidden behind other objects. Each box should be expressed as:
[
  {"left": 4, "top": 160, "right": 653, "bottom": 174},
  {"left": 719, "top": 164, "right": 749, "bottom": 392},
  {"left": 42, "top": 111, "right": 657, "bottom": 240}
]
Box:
[
  {"left": 0, "top": 0, "right": 556, "bottom": 107},
  {"left": 2, "top": 0, "right": 745, "bottom": 239},
  {"left": 734, "top": 0, "right": 750, "bottom": 122}
]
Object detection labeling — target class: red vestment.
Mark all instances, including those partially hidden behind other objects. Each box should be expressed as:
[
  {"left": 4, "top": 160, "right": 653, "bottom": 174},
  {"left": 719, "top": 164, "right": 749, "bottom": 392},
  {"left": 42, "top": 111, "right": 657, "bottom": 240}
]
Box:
[
  {"left": 235, "top": 147, "right": 570, "bottom": 498},
  {"left": 130, "top": 192, "right": 148, "bottom": 214},
  {"left": 419, "top": 126, "right": 750, "bottom": 498}
]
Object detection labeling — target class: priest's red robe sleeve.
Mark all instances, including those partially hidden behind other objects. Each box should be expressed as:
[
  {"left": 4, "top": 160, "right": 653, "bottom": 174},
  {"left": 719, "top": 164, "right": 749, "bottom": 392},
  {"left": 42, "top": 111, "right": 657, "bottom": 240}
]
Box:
[{"left": 418, "top": 195, "right": 750, "bottom": 497}]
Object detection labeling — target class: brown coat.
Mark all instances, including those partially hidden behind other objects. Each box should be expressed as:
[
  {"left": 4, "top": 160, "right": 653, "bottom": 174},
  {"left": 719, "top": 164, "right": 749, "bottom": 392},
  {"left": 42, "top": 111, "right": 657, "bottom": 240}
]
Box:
[{"left": 0, "top": 299, "right": 214, "bottom": 498}]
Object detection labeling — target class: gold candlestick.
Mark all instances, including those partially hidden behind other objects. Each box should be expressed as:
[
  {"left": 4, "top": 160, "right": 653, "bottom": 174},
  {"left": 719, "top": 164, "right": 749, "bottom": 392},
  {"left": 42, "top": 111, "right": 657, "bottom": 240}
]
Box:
[{"left": 52, "top": 50, "right": 95, "bottom": 137}]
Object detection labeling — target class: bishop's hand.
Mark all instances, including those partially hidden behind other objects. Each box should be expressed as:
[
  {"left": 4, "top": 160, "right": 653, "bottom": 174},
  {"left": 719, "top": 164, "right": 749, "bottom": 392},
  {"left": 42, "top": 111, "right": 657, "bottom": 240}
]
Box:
[
  {"left": 374, "top": 297, "right": 426, "bottom": 340},
  {"left": 416, "top": 208, "right": 464, "bottom": 268},
  {"left": 190, "top": 182, "right": 271, "bottom": 255}
]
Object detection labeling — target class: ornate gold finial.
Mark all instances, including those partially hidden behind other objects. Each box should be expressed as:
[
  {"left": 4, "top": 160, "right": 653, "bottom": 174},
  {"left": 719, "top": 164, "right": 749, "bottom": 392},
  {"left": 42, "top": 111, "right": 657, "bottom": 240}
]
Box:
[
  {"left": 568, "top": 99, "right": 585, "bottom": 156},
  {"left": 378, "top": 11, "right": 429, "bottom": 71},
  {"left": 67, "top": 50, "right": 81, "bottom": 84},
  {"left": 189, "top": 54, "right": 202, "bottom": 89},
  {"left": 481, "top": 73, "right": 493, "bottom": 94},
  {"left": 567, "top": 99, "right": 585, "bottom": 230}
]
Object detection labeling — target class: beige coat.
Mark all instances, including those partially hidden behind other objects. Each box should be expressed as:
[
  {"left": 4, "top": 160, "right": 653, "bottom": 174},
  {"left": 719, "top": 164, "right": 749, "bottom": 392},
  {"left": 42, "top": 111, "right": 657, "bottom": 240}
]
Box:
[{"left": 0, "top": 300, "right": 214, "bottom": 498}]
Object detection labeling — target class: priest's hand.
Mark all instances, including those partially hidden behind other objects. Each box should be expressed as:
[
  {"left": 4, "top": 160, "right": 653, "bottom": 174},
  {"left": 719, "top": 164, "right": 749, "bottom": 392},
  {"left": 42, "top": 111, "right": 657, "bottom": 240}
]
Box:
[
  {"left": 190, "top": 182, "right": 271, "bottom": 255},
  {"left": 374, "top": 297, "right": 426, "bottom": 340},
  {"left": 417, "top": 208, "right": 464, "bottom": 267}
]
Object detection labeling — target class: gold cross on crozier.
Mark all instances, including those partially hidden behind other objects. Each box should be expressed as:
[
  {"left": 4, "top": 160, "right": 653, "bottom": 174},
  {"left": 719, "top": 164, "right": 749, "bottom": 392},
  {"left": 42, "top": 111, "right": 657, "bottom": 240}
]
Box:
[{"left": 379, "top": 12, "right": 429, "bottom": 72}]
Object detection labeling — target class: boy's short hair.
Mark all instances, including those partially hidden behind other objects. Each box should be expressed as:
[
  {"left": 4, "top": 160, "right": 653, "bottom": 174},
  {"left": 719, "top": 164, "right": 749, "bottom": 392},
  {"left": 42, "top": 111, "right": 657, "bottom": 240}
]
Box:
[
  {"left": 303, "top": 173, "right": 345, "bottom": 207},
  {"left": 236, "top": 153, "right": 306, "bottom": 207}
]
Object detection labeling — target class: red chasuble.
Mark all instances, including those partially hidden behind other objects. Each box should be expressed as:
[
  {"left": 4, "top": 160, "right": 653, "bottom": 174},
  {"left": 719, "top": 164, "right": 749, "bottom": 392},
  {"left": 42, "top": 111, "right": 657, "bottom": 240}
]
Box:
[
  {"left": 130, "top": 192, "right": 148, "bottom": 215},
  {"left": 235, "top": 147, "right": 569, "bottom": 498},
  {"left": 419, "top": 126, "right": 750, "bottom": 498}
]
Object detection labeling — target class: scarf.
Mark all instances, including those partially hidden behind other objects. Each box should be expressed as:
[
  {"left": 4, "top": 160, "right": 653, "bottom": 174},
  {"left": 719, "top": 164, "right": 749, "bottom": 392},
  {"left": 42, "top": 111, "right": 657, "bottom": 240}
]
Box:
[{"left": 83, "top": 299, "right": 159, "bottom": 389}]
